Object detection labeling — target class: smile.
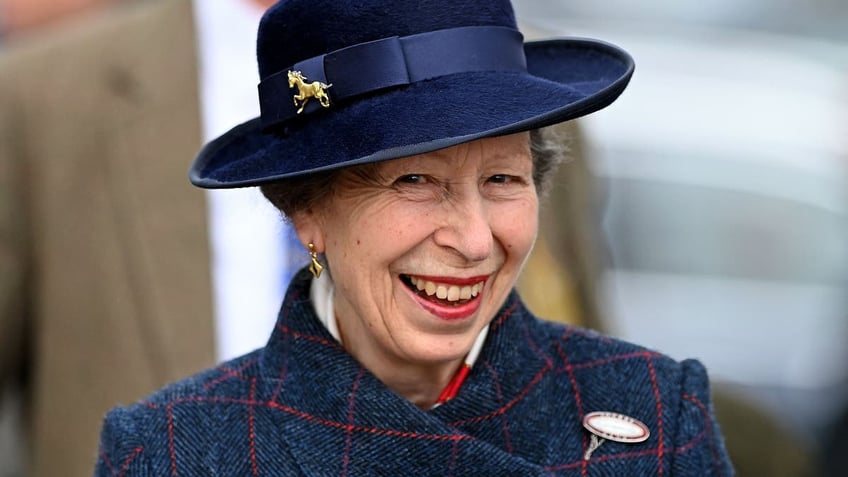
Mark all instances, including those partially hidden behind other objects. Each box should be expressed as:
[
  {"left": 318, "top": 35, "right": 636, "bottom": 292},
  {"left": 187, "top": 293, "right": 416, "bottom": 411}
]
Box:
[{"left": 400, "top": 275, "right": 486, "bottom": 304}]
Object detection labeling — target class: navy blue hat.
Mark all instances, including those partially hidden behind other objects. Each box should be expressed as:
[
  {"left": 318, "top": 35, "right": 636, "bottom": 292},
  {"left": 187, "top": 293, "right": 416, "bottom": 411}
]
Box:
[{"left": 190, "top": 0, "right": 634, "bottom": 189}]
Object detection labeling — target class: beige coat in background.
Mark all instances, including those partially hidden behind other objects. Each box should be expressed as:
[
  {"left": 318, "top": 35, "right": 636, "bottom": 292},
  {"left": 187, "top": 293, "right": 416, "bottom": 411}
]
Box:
[{"left": 0, "top": 0, "right": 215, "bottom": 475}]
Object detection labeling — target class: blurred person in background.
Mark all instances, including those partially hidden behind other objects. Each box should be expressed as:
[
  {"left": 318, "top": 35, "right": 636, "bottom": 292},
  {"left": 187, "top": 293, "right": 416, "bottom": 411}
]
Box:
[{"left": 0, "top": 0, "right": 214, "bottom": 475}]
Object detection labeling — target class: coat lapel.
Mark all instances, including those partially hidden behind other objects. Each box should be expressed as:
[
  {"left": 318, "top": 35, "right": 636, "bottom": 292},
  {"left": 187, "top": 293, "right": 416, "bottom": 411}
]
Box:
[{"left": 255, "top": 271, "right": 574, "bottom": 476}]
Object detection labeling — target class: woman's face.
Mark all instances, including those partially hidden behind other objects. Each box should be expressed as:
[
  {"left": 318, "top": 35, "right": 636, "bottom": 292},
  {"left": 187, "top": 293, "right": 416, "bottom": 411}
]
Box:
[{"left": 294, "top": 132, "right": 538, "bottom": 371}]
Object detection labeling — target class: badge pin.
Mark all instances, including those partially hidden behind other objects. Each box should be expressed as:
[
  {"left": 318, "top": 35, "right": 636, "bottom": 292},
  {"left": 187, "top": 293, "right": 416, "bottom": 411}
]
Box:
[
  {"left": 582, "top": 411, "right": 650, "bottom": 460},
  {"left": 287, "top": 70, "right": 332, "bottom": 114}
]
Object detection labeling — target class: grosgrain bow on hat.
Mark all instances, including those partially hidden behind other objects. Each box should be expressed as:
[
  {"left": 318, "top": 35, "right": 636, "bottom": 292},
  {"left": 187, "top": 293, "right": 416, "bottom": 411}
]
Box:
[{"left": 189, "top": 0, "right": 635, "bottom": 189}]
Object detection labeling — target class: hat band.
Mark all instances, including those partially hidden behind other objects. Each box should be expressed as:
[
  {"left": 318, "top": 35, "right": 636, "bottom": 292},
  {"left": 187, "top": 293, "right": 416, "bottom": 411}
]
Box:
[{"left": 258, "top": 26, "right": 527, "bottom": 127}]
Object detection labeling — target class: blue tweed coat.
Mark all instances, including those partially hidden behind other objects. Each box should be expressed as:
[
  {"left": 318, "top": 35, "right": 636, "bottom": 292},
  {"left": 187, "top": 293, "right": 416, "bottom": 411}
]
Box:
[{"left": 95, "top": 271, "right": 733, "bottom": 476}]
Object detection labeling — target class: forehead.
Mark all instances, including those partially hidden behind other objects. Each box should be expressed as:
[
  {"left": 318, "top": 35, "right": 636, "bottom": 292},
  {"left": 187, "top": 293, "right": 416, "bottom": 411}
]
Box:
[{"left": 381, "top": 133, "right": 531, "bottom": 170}]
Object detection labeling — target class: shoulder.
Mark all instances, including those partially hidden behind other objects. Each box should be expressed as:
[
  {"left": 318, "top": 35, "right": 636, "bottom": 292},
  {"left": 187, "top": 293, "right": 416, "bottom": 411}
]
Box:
[
  {"left": 527, "top": 311, "right": 701, "bottom": 385},
  {"left": 526, "top": 313, "right": 714, "bottom": 421},
  {"left": 524, "top": 313, "right": 733, "bottom": 475},
  {"left": 94, "top": 351, "right": 264, "bottom": 475},
  {"left": 138, "top": 349, "right": 264, "bottom": 409}
]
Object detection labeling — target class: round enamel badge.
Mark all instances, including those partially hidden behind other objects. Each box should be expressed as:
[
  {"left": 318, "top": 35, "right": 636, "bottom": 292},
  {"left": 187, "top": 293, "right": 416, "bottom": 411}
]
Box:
[{"left": 582, "top": 411, "right": 650, "bottom": 443}]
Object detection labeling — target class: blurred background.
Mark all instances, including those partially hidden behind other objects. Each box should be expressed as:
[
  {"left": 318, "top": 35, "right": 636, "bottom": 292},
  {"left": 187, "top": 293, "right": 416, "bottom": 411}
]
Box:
[{"left": 514, "top": 0, "right": 848, "bottom": 474}]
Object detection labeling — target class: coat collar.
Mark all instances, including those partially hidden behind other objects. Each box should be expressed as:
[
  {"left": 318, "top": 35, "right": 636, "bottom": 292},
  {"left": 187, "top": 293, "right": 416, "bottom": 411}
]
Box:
[{"left": 256, "top": 269, "right": 561, "bottom": 474}]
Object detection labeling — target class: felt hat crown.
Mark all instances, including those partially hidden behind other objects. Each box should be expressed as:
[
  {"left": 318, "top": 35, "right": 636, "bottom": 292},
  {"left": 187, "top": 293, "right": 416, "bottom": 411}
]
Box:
[{"left": 190, "top": 0, "right": 634, "bottom": 188}]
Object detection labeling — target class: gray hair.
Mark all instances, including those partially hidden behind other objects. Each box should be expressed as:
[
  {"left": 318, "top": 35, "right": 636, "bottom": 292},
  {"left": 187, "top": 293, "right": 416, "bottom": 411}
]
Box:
[{"left": 530, "top": 126, "right": 569, "bottom": 198}]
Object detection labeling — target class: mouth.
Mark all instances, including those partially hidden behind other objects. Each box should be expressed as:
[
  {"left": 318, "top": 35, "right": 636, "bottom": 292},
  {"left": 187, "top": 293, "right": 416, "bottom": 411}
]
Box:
[{"left": 400, "top": 274, "right": 486, "bottom": 307}]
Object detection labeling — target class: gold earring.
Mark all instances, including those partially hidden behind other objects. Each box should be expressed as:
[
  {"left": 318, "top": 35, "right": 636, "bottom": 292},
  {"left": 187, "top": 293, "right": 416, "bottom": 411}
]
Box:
[{"left": 308, "top": 243, "right": 324, "bottom": 278}]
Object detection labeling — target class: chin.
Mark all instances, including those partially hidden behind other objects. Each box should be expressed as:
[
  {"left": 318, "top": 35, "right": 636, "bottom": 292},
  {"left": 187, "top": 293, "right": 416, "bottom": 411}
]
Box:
[{"left": 401, "top": 334, "right": 476, "bottom": 365}]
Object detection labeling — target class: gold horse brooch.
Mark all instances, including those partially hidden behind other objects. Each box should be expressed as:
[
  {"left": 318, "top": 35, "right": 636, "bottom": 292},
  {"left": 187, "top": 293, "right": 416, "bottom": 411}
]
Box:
[{"left": 287, "top": 70, "right": 332, "bottom": 114}]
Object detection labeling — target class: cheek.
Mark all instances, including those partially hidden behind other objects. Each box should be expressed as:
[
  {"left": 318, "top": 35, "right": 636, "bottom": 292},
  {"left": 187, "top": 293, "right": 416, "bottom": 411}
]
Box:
[
  {"left": 496, "top": 200, "right": 539, "bottom": 258},
  {"left": 367, "top": 207, "right": 434, "bottom": 249},
  {"left": 333, "top": 211, "right": 428, "bottom": 267}
]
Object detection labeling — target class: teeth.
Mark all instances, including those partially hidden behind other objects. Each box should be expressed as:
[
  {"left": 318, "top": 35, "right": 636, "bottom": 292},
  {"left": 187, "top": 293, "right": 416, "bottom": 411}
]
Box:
[
  {"left": 459, "top": 286, "right": 472, "bottom": 300},
  {"left": 425, "top": 281, "right": 436, "bottom": 296},
  {"left": 408, "top": 276, "right": 484, "bottom": 302}
]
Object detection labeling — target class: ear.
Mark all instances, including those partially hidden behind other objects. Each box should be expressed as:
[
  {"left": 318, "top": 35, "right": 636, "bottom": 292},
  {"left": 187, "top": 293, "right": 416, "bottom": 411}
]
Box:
[{"left": 290, "top": 208, "right": 326, "bottom": 252}]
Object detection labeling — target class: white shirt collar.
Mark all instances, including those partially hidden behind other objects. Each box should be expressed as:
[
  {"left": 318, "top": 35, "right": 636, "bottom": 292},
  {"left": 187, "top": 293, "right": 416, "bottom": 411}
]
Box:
[{"left": 310, "top": 272, "right": 340, "bottom": 342}]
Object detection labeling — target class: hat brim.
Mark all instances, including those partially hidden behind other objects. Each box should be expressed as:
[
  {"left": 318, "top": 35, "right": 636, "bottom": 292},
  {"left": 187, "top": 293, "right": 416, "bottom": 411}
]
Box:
[{"left": 190, "top": 38, "right": 634, "bottom": 188}]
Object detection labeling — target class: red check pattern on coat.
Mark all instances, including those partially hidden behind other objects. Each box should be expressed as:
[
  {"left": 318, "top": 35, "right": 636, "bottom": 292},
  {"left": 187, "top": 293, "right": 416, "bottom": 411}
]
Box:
[{"left": 94, "top": 270, "right": 733, "bottom": 476}]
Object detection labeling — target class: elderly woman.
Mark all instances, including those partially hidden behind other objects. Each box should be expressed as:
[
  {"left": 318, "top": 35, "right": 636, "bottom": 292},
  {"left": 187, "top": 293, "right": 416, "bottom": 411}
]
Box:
[{"left": 94, "top": 0, "right": 732, "bottom": 475}]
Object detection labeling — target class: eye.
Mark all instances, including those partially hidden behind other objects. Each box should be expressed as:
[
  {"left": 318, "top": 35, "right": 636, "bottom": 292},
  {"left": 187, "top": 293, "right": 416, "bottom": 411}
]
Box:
[
  {"left": 487, "top": 174, "right": 513, "bottom": 184},
  {"left": 394, "top": 174, "right": 428, "bottom": 185}
]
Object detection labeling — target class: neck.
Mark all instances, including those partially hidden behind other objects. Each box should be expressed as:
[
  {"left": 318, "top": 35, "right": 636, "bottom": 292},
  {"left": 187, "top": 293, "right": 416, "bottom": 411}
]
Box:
[
  {"left": 373, "top": 359, "right": 463, "bottom": 409},
  {"left": 335, "top": 315, "right": 464, "bottom": 409}
]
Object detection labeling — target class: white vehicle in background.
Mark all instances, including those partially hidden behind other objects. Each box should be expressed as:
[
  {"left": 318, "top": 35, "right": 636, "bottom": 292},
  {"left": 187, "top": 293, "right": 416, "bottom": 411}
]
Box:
[{"left": 515, "top": 0, "right": 848, "bottom": 445}]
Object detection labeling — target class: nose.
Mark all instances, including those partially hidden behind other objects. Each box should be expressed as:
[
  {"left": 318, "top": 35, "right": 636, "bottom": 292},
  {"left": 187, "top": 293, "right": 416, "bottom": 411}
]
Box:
[{"left": 432, "top": 192, "right": 493, "bottom": 263}]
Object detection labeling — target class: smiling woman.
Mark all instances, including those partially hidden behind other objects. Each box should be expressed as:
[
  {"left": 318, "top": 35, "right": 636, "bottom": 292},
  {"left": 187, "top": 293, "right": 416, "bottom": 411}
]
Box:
[
  {"left": 277, "top": 133, "right": 539, "bottom": 407},
  {"left": 93, "top": 0, "right": 733, "bottom": 475}
]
